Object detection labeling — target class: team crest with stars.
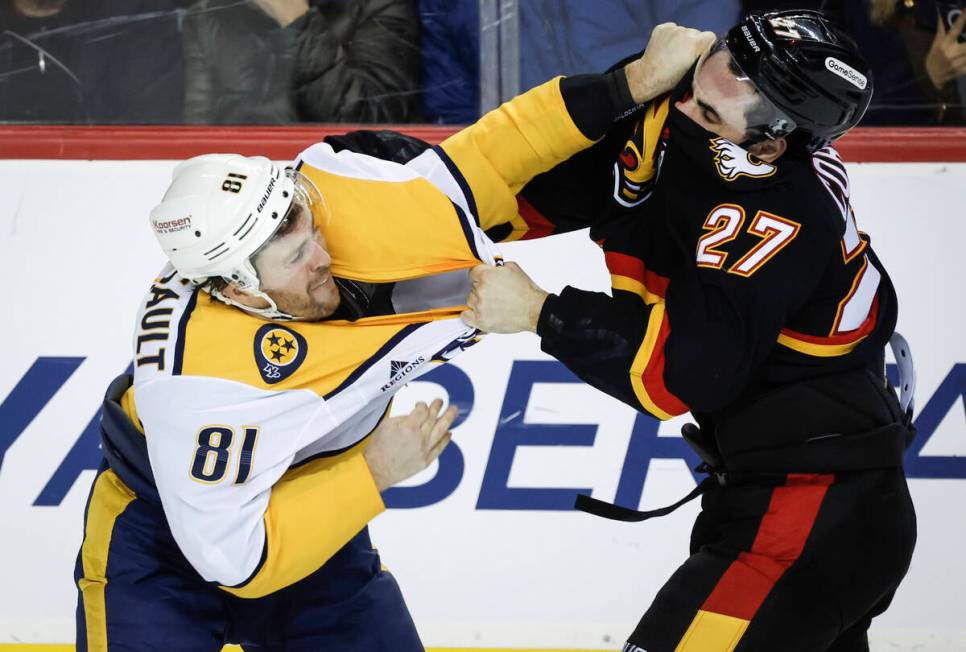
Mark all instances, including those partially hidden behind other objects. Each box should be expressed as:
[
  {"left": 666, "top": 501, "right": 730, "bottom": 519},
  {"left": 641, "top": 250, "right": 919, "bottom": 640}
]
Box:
[{"left": 253, "top": 324, "right": 307, "bottom": 384}]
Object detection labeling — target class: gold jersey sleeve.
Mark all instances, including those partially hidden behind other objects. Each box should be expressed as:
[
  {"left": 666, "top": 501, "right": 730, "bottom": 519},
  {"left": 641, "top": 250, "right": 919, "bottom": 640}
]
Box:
[{"left": 439, "top": 77, "right": 594, "bottom": 233}]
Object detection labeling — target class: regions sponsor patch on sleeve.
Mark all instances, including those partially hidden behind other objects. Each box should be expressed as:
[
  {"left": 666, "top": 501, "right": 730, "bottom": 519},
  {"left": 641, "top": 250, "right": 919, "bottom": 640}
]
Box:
[{"left": 254, "top": 325, "right": 307, "bottom": 384}]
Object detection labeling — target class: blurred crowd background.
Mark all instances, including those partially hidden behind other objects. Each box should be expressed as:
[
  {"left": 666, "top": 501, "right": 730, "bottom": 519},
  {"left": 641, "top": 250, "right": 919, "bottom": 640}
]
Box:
[{"left": 0, "top": 0, "right": 963, "bottom": 126}]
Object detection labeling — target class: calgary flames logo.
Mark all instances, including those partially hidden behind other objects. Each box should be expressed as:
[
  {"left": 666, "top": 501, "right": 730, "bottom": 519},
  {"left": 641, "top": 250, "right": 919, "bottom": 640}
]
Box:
[{"left": 710, "top": 138, "right": 776, "bottom": 182}]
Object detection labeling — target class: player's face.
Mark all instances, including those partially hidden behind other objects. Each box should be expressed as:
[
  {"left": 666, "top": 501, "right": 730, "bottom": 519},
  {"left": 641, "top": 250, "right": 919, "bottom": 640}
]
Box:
[
  {"left": 675, "top": 48, "right": 759, "bottom": 143},
  {"left": 253, "top": 204, "right": 341, "bottom": 321}
]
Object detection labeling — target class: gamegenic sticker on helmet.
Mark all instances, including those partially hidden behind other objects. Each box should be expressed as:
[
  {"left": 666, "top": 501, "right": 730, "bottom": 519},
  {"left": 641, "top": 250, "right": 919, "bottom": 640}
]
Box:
[
  {"left": 253, "top": 324, "right": 307, "bottom": 384},
  {"left": 825, "top": 58, "right": 867, "bottom": 90}
]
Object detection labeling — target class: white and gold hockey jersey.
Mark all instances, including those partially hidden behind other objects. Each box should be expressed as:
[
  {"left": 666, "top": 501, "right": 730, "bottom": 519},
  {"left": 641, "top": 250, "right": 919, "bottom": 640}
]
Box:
[{"left": 118, "top": 78, "right": 596, "bottom": 599}]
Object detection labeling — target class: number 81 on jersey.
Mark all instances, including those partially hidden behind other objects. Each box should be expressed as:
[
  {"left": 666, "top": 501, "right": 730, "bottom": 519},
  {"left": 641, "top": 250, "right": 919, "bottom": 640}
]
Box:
[{"left": 189, "top": 425, "right": 260, "bottom": 485}]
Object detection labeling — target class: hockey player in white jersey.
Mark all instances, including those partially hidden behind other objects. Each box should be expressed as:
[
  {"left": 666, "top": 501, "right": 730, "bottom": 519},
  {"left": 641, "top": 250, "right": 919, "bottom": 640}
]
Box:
[{"left": 73, "top": 24, "right": 716, "bottom": 650}]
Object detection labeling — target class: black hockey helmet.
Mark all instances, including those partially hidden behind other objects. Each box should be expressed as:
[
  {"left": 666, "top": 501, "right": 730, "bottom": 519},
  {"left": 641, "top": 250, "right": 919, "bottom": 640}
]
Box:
[{"left": 724, "top": 9, "right": 873, "bottom": 152}]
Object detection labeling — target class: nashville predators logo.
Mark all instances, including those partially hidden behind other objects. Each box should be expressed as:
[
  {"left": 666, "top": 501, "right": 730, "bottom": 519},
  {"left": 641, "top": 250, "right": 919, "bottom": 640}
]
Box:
[
  {"left": 613, "top": 97, "right": 670, "bottom": 208},
  {"left": 253, "top": 324, "right": 307, "bottom": 384},
  {"left": 710, "top": 138, "right": 776, "bottom": 182}
]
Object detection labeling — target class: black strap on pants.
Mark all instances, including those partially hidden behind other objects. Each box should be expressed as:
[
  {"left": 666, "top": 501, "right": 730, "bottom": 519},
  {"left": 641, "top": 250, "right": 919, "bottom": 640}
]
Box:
[
  {"left": 574, "top": 476, "right": 714, "bottom": 523},
  {"left": 574, "top": 463, "right": 788, "bottom": 523},
  {"left": 574, "top": 419, "right": 912, "bottom": 523}
]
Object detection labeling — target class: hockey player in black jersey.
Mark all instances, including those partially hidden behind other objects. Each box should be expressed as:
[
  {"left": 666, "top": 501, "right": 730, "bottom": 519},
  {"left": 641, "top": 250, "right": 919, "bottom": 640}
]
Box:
[{"left": 464, "top": 11, "right": 917, "bottom": 652}]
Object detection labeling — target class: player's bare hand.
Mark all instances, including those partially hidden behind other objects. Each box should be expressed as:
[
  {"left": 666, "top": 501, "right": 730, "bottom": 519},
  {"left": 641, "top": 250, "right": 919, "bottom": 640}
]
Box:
[
  {"left": 363, "top": 399, "right": 459, "bottom": 492},
  {"left": 624, "top": 23, "right": 717, "bottom": 104},
  {"left": 926, "top": 12, "right": 966, "bottom": 90},
  {"left": 461, "top": 262, "right": 548, "bottom": 334}
]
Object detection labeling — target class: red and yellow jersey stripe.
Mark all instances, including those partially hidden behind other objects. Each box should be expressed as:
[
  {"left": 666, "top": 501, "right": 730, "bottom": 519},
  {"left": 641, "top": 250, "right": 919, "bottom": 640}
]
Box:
[
  {"left": 606, "top": 251, "right": 669, "bottom": 305},
  {"left": 629, "top": 303, "right": 688, "bottom": 421},
  {"left": 604, "top": 250, "right": 683, "bottom": 419},
  {"left": 777, "top": 296, "right": 879, "bottom": 358}
]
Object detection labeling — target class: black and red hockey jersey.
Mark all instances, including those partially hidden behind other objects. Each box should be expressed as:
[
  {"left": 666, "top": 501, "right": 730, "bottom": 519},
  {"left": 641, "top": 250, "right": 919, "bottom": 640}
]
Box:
[{"left": 518, "top": 74, "right": 898, "bottom": 441}]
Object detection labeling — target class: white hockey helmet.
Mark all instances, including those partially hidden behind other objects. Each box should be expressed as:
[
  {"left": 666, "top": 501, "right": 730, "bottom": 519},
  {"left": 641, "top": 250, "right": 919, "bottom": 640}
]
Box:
[{"left": 149, "top": 154, "right": 325, "bottom": 320}]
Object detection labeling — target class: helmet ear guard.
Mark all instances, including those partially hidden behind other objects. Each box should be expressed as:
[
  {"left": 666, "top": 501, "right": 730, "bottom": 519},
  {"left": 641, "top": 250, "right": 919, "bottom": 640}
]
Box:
[{"left": 724, "top": 10, "right": 873, "bottom": 152}]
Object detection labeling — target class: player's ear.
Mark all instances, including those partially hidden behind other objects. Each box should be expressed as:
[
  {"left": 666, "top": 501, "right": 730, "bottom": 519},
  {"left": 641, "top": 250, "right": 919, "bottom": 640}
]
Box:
[
  {"left": 218, "top": 281, "right": 273, "bottom": 310},
  {"left": 748, "top": 138, "right": 787, "bottom": 163},
  {"left": 221, "top": 282, "right": 244, "bottom": 301},
  {"left": 221, "top": 281, "right": 261, "bottom": 306}
]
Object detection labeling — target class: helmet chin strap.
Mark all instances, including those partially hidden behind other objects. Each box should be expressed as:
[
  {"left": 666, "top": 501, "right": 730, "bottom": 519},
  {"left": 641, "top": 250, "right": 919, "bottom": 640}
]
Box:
[{"left": 208, "top": 286, "right": 296, "bottom": 322}]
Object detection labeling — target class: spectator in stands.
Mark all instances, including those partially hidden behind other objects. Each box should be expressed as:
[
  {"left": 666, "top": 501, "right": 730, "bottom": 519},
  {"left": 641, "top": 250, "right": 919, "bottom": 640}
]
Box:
[
  {"left": 0, "top": 0, "right": 184, "bottom": 123},
  {"left": 183, "top": 0, "right": 421, "bottom": 124},
  {"left": 518, "top": 0, "right": 740, "bottom": 91},
  {"left": 419, "top": 0, "right": 479, "bottom": 124},
  {"left": 862, "top": 0, "right": 965, "bottom": 124},
  {"left": 742, "top": 1, "right": 965, "bottom": 125}
]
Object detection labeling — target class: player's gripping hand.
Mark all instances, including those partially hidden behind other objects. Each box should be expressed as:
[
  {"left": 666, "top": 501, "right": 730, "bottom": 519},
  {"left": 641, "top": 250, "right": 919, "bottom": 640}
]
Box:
[
  {"left": 624, "top": 23, "right": 717, "bottom": 104},
  {"left": 364, "top": 399, "right": 458, "bottom": 492},
  {"left": 461, "top": 262, "right": 549, "bottom": 334}
]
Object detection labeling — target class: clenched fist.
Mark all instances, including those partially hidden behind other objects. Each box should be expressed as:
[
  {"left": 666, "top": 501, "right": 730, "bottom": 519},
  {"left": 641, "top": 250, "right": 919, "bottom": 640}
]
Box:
[
  {"left": 624, "top": 23, "right": 718, "bottom": 104},
  {"left": 461, "top": 262, "right": 549, "bottom": 334}
]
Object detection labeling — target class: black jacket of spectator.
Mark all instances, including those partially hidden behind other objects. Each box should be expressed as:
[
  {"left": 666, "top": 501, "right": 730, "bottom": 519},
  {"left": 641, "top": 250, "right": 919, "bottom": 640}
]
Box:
[
  {"left": 184, "top": 0, "right": 421, "bottom": 124},
  {"left": 0, "top": 0, "right": 184, "bottom": 123}
]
